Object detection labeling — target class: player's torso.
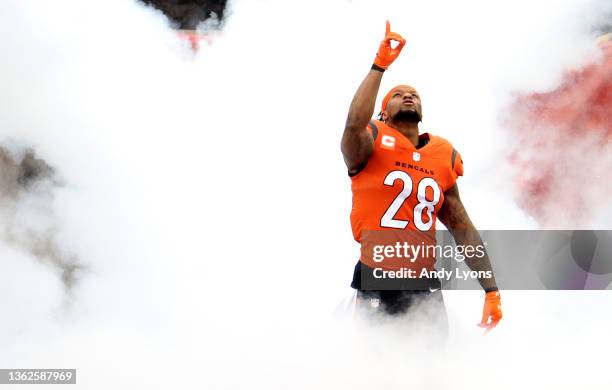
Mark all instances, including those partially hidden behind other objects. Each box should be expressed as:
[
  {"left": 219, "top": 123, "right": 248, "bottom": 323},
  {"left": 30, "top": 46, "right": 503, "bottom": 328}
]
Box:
[{"left": 350, "top": 121, "right": 458, "bottom": 242}]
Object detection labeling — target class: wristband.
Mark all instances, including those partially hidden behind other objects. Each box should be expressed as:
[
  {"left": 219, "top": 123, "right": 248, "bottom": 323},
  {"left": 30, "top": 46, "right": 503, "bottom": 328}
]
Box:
[{"left": 371, "top": 63, "right": 386, "bottom": 72}]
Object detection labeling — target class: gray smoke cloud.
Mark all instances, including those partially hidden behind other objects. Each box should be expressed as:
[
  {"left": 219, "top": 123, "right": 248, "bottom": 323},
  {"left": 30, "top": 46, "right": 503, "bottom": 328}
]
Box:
[
  {"left": 0, "top": 146, "right": 82, "bottom": 297},
  {"left": 140, "top": 0, "right": 228, "bottom": 29}
]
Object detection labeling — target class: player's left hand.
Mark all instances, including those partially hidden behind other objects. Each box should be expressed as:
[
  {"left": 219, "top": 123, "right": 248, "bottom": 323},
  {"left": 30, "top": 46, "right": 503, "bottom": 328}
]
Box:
[{"left": 478, "top": 290, "right": 502, "bottom": 332}]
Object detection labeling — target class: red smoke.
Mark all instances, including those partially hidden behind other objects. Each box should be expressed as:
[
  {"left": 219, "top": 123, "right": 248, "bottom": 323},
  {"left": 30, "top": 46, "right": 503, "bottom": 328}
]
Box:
[
  {"left": 507, "top": 38, "right": 612, "bottom": 226},
  {"left": 177, "top": 30, "right": 215, "bottom": 51}
]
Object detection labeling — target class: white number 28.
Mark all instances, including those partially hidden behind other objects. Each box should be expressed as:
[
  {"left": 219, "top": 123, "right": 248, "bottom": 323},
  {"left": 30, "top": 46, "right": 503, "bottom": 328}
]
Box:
[{"left": 380, "top": 171, "right": 441, "bottom": 231}]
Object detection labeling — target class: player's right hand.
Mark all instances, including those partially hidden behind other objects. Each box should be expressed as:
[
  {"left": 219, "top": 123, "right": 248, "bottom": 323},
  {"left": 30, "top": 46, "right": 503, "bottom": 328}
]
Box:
[{"left": 373, "top": 21, "right": 406, "bottom": 70}]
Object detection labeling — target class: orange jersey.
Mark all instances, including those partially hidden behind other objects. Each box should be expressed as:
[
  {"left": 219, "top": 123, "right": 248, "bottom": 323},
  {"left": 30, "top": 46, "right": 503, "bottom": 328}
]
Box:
[{"left": 350, "top": 120, "right": 463, "bottom": 243}]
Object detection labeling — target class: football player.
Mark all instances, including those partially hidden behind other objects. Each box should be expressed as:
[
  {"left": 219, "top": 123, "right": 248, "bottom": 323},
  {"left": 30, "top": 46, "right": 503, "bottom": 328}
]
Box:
[{"left": 341, "top": 21, "right": 502, "bottom": 332}]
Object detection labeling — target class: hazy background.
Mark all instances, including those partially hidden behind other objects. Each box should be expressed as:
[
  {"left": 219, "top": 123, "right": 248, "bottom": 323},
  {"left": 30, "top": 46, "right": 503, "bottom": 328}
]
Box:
[{"left": 0, "top": 0, "right": 611, "bottom": 388}]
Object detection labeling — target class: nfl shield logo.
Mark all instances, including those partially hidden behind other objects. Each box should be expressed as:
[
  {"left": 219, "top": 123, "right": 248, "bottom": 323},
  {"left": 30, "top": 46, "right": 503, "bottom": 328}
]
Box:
[{"left": 413, "top": 152, "right": 421, "bottom": 161}]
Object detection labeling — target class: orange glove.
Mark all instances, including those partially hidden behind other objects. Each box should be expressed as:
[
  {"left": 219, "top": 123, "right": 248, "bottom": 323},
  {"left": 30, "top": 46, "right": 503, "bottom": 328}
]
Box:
[
  {"left": 373, "top": 21, "right": 406, "bottom": 70},
  {"left": 478, "top": 290, "right": 502, "bottom": 332}
]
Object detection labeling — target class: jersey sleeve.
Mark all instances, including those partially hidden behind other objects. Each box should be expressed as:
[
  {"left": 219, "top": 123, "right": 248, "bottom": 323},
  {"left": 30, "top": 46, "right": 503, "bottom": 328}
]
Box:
[
  {"left": 367, "top": 121, "right": 379, "bottom": 140},
  {"left": 451, "top": 148, "right": 464, "bottom": 179}
]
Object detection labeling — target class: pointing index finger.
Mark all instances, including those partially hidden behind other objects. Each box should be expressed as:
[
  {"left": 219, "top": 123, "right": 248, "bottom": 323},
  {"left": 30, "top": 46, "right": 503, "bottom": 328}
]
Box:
[{"left": 386, "top": 20, "right": 390, "bottom": 36}]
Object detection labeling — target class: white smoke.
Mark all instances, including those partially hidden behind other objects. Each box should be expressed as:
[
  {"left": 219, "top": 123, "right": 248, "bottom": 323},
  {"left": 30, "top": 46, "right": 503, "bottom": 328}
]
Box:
[{"left": 0, "top": 0, "right": 611, "bottom": 389}]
